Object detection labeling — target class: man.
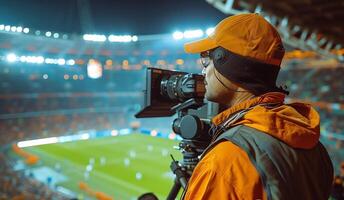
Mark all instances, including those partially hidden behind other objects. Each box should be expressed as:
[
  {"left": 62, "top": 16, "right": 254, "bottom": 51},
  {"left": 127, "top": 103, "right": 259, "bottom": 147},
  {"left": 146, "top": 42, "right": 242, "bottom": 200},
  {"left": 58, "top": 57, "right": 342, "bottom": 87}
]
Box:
[{"left": 182, "top": 13, "right": 333, "bottom": 200}]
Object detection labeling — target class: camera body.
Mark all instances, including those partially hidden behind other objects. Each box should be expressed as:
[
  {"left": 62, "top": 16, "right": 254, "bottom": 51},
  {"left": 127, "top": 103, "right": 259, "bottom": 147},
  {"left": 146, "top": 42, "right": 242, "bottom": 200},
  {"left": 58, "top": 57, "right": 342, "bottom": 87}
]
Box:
[{"left": 135, "top": 67, "right": 219, "bottom": 141}]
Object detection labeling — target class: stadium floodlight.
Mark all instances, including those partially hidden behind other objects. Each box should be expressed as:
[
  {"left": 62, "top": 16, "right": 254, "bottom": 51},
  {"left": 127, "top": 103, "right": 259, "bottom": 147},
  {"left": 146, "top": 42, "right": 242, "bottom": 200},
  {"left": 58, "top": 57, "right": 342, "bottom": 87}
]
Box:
[
  {"left": 44, "top": 58, "right": 56, "bottom": 64},
  {"left": 173, "top": 31, "right": 184, "bottom": 40},
  {"left": 25, "top": 56, "right": 35, "bottom": 63},
  {"left": 62, "top": 34, "right": 68, "bottom": 39},
  {"left": 21, "top": 56, "right": 42, "bottom": 64},
  {"left": 183, "top": 29, "right": 204, "bottom": 39},
  {"left": 108, "top": 35, "right": 133, "bottom": 42},
  {"left": 0, "top": 24, "right": 4, "bottom": 30},
  {"left": 19, "top": 56, "right": 26, "bottom": 62},
  {"left": 45, "top": 31, "right": 52, "bottom": 37},
  {"left": 87, "top": 59, "right": 102, "bottom": 79},
  {"left": 57, "top": 58, "right": 66, "bottom": 65},
  {"left": 53, "top": 33, "right": 59, "bottom": 38},
  {"left": 83, "top": 34, "right": 107, "bottom": 42},
  {"left": 132, "top": 35, "right": 138, "bottom": 42},
  {"left": 66, "top": 59, "right": 75, "bottom": 66},
  {"left": 16, "top": 26, "right": 23, "bottom": 33},
  {"left": 35, "top": 30, "right": 40, "bottom": 35},
  {"left": 36, "top": 56, "right": 44, "bottom": 64},
  {"left": 23, "top": 27, "right": 29, "bottom": 33},
  {"left": 206, "top": 27, "right": 215, "bottom": 36},
  {"left": 10, "top": 26, "right": 17, "bottom": 32},
  {"left": 6, "top": 53, "right": 17, "bottom": 62},
  {"left": 4, "top": 25, "right": 10, "bottom": 31}
]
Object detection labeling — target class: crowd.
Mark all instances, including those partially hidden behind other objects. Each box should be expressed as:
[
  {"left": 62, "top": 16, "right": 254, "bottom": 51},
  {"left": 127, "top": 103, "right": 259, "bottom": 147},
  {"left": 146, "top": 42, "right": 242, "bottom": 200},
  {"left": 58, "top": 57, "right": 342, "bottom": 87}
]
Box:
[
  {"left": 0, "top": 95, "right": 141, "bottom": 114},
  {"left": 0, "top": 149, "right": 72, "bottom": 199},
  {"left": 279, "top": 66, "right": 344, "bottom": 103}
]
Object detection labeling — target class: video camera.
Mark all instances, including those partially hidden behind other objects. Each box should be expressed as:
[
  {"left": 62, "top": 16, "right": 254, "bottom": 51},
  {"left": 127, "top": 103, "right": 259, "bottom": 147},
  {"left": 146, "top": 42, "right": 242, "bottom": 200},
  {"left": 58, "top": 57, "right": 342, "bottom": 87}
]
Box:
[{"left": 135, "top": 67, "right": 220, "bottom": 199}]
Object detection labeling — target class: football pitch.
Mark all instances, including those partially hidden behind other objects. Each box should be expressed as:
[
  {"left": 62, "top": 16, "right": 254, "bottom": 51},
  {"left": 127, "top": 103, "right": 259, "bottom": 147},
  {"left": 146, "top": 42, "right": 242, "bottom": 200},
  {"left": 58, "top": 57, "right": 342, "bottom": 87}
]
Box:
[{"left": 24, "top": 133, "right": 182, "bottom": 200}]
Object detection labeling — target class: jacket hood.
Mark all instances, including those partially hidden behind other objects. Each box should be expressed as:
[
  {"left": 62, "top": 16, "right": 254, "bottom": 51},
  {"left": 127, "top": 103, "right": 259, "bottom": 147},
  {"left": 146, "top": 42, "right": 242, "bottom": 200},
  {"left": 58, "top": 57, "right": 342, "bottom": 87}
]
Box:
[{"left": 212, "top": 92, "right": 320, "bottom": 149}]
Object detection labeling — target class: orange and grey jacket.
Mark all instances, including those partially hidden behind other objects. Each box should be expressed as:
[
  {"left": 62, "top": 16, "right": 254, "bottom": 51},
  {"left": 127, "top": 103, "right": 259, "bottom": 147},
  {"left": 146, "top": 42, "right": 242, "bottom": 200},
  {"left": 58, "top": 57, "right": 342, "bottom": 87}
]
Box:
[{"left": 183, "top": 92, "right": 333, "bottom": 200}]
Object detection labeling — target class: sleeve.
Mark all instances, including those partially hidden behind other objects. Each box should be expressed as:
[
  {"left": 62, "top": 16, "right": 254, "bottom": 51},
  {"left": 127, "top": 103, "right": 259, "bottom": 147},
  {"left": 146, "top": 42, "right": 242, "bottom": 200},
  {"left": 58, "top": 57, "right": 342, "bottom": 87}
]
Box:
[{"left": 183, "top": 141, "right": 266, "bottom": 200}]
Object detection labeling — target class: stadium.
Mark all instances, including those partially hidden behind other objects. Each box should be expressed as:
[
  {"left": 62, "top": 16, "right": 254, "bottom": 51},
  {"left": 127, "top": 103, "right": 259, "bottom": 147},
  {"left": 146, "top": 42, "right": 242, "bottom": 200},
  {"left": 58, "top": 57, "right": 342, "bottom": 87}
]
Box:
[{"left": 1, "top": 0, "right": 344, "bottom": 199}]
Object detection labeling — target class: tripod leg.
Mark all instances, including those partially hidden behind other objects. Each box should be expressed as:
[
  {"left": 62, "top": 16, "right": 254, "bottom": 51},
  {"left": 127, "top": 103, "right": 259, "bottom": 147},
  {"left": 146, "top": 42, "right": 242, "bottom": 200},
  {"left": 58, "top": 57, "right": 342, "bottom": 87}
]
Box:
[{"left": 167, "top": 178, "right": 181, "bottom": 200}]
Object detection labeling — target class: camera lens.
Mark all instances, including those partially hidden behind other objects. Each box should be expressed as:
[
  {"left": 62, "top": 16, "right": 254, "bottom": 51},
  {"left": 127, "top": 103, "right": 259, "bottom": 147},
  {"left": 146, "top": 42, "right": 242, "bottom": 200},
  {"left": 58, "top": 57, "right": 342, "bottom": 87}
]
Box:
[{"left": 160, "top": 73, "right": 205, "bottom": 102}]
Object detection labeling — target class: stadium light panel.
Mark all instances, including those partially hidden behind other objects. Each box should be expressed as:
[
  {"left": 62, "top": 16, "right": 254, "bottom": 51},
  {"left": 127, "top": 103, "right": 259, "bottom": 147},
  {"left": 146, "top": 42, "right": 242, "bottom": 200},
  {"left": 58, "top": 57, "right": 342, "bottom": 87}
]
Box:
[
  {"left": 4, "top": 25, "right": 10, "bottom": 31},
  {"left": 16, "top": 26, "right": 23, "bottom": 33},
  {"left": 83, "top": 34, "right": 107, "bottom": 42},
  {"left": 87, "top": 59, "right": 102, "bottom": 79},
  {"left": 6, "top": 53, "right": 17, "bottom": 62},
  {"left": 66, "top": 59, "right": 75, "bottom": 66},
  {"left": 36, "top": 56, "right": 44, "bottom": 64},
  {"left": 23, "top": 56, "right": 44, "bottom": 64},
  {"left": 0, "top": 24, "right": 4, "bottom": 30},
  {"left": 26, "top": 56, "right": 36, "bottom": 63},
  {"left": 45, "top": 31, "right": 52, "bottom": 37},
  {"left": 53, "top": 33, "right": 59, "bottom": 38},
  {"left": 173, "top": 31, "right": 184, "bottom": 40},
  {"left": 10, "top": 26, "right": 17, "bottom": 32},
  {"left": 44, "top": 58, "right": 56, "bottom": 64},
  {"left": 132, "top": 35, "right": 138, "bottom": 42},
  {"left": 57, "top": 58, "right": 66, "bottom": 65},
  {"left": 19, "top": 56, "right": 26, "bottom": 62},
  {"left": 183, "top": 29, "right": 204, "bottom": 39},
  {"left": 206, "top": 27, "right": 215, "bottom": 36},
  {"left": 108, "top": 35, "right": 133, "bottom": 42},
  {"left": 23, "top": 27, "right": 29, "bottom": 33}
]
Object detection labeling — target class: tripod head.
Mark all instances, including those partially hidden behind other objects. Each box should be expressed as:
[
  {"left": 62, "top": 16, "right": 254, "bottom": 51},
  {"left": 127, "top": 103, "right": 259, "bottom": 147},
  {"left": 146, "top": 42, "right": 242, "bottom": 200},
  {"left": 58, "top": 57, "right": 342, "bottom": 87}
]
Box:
[{"left": 171, "top": 98, "right": 212, "bottom": 175}]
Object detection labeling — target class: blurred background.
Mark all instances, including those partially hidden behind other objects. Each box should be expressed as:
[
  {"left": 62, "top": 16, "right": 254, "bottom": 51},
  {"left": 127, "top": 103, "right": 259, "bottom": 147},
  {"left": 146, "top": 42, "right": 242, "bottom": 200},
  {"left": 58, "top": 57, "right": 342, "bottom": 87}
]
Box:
[{"left": 0, "top": 0, "right": 344, "bottom": 199}]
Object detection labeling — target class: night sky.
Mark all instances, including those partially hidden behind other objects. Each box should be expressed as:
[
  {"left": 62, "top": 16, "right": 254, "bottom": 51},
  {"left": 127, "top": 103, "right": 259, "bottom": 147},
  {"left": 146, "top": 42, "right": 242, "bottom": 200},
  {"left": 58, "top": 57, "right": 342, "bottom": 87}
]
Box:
[{"left": 0, "top": 0, "right": 226, "bottom": 35}]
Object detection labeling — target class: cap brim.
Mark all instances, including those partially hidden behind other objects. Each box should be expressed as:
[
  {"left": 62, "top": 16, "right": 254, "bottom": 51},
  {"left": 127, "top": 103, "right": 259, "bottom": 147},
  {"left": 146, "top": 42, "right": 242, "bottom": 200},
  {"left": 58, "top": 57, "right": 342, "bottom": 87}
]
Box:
[{"left": 184, "top": 37, "right": 218, "bottom": 53}]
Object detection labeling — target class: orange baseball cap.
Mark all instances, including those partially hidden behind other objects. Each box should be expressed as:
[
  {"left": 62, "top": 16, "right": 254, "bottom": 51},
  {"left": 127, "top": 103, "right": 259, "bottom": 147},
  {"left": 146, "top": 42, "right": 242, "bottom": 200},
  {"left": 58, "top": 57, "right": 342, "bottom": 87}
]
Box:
[{"left": 184, "top": 13, "right": 285, "bottom": 66}]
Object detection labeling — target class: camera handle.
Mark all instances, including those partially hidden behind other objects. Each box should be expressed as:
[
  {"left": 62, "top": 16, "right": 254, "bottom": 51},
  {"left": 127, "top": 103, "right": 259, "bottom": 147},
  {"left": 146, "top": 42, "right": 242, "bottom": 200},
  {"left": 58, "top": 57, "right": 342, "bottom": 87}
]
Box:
[{"left": 171, "top": 98, "right": 205, "bottom": 116}]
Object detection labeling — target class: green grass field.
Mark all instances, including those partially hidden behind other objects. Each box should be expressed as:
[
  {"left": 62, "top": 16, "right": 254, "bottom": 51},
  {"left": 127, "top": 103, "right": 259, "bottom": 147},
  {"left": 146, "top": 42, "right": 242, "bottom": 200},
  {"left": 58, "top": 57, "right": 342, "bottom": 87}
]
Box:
[{"left": 24, "top": 133, "right": 182, "bottom": 200}]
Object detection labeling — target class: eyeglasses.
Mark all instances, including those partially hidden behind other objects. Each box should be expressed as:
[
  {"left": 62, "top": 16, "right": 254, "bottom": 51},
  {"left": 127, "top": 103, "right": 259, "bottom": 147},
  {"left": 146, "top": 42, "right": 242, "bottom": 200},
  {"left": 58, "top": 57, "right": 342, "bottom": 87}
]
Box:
[{"left": 200, "top": 51, "right": 212, "bottom": 68}]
